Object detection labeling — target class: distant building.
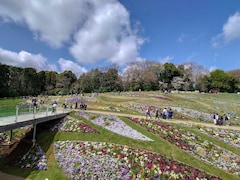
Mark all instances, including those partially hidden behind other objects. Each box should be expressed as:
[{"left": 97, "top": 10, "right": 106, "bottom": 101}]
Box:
[{"left": 209, "top": 89, "right": 219, "bottom": 93}]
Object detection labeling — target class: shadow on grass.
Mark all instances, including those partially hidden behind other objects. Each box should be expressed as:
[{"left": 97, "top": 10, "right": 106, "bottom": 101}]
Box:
[{"left": 0, "top": 118, "right": 61, "bottom": 178}]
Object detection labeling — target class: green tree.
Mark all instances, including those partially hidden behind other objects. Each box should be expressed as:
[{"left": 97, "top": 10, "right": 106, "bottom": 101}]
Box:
[
  {"left": 8, "top": 66, "right": 24, "bottom": 96},
  {"left": 22, "top": 68, "right": 40, "bottom": 95},
  {"left": 38, "top": 71, "right": 46, "bottom": 94},
  {"left": 45, "top": 71, "right": 58, "bottom": 95},
  {"left": 56, "top": 70, "right": 77, "bottom": 95},
  {"left": 101, "top": 68, "right": 123, "bottom": 92},
  {"left": 0, "top": 64, "right": 10, "bottom": 97},
  {"left": 209, "top": 70, "right": 238, "bottom": 93},
  {"left": 160, "top": 63, "right": 183, "bottom": 89},
  {"left": 78, "top": 73, "right": 91, "bottom": 93}
]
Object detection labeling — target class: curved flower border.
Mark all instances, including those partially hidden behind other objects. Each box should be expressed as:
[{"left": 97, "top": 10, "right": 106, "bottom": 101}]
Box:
[
  {"left": 127, "top": 117, "right": 240, "bottom": 176},
  {"left": 90, "top": 114, "right": 153, "bottom": 141},
  {"left": 193, "top": 126, "right": 240, "bottom": 149},
  {"left": 15, "top": 144, "right": 48, "bottom": 170},
  {"left": 51, "top": 116, "right": 99, "bottom": 133},
  {"left": 54, "top": 141, "right": 222, "bottom": 180}
]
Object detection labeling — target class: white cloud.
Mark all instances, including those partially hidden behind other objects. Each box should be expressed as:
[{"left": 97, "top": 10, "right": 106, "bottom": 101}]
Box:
[
  {"left": 159, "top": 56, "right": 173, "bottom": 64},
  {"left": 0, "top": 48, "right": 87, "bottom": 77},
  {"left": 211, "top": 33, "right": 224, "bottom": 48},
  {"left": 0, "top": 0, "right": 88, "bottom": 47},
  {"left": 0, "top": 0, "right": 145, "bottom": 66},
  {"left": 58, "top": 58, "right": 87, "bottom": 78},
  {"left": 211, "top": 12, "right": 240, "bottom": 48},
  {"left": 177, "top": 33, "right": 186, "bottom": 43},
  {"left": 209, "top": 66, "right": 217, "bottom": 72},
  {"left": 69, "top": 0, "right": 144, "bottom": 65},
  {"left": 186, "top": 52, "right": 198, "bottom": 62},
  {"left": 223, "top": 12, "right": 240, "bottom": 42},
  {"left": 0, "top": 48, "right": 56, "bottom": 71}
]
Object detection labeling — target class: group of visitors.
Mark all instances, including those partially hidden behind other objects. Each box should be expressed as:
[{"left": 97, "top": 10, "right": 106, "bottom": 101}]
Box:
[
  {"left": 31, "top": 97, "right": 45, "bottom": 112},
  {"left": 213, "top": 113, "right": 230, "bottom": 126},
  {"left": 145, "top": 106, "right": 173, "bottom": 120}
]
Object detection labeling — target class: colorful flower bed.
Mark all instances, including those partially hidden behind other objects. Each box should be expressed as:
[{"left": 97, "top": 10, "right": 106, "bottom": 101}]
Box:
[
  {"left": 122, "top": 103, "right": 190, "bottom": 120},
  {"left": 51, "top": 116, "right": 99, "bottom": 133},
  {"left": 127, "top": 117, "right": 240, "bottom": 176},
  {"left": 15, "top": 144, "right": 47, "bottom": 170},
  {"left": 194, "top": 126, "right": 240, "bottom": 149},
  {"left": 171, "top": 107, "right": 213, "bottom": 122},
  {"left": 54, "top": 141, "right": 222, "bottom": 180},
  {"left": 171, "top": 107, "right": 240, "bottom": 125},
  {"left": 88, "top": 114, "right": 153, "bottom": 141}
]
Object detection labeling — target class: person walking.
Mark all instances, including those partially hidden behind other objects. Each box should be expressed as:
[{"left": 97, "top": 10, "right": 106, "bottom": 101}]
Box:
[
  {"left": 162, "top": 108, "right": 167, "bottom": 119},
  {"left": 52, "top": 101, "right": 57, "bottom": 113},
  {"left": 224, "top": 114, "right": 230, "bottom": 126},
  {"left": 145, "top": 106, "right": 152, "bottom": 119},
  {"left": 155, "top": 108, "right": 160, "bottom": 119},
  {"left": 168, "top": 108, "right": 173, "bottom": 119}
]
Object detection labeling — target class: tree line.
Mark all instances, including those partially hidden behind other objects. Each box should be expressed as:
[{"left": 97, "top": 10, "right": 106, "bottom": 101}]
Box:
[{"left": 0, "top": 61, "right": 239, "bottom": 97}]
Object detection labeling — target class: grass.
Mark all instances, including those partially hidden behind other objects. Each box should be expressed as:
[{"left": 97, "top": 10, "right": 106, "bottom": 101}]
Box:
[
  {"left": 0, "top": 92, "right": 240, "bottom": 179},
  {"left": 0, "top": 98, "right": 23, "bottom": 117}
]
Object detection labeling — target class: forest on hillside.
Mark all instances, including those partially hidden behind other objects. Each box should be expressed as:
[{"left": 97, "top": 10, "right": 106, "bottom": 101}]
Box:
[{"left": 1, "top": 61, "right": 240, "bottom": 97}]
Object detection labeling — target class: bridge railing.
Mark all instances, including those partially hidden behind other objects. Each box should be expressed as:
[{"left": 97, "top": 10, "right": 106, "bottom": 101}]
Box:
[{"left": 0, "top": 104, "right": 71, "bottom": 127}]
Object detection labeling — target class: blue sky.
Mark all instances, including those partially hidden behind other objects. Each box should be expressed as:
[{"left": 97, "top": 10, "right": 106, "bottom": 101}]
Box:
[{"left": 0, "top": 0, "right": 240, "bottom": 77}]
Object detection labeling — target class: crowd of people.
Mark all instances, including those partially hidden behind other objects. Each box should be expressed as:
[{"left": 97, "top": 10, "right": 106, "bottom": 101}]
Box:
[
  {"left": 213, "top": 113, "right": 230, "bottom": 126},
  {"left": 145, "top": 106, "right": 231, "bottom": 127},
  {"left": 30, "top": 97, "right": 88, "bottom": 113},
  {"left": 145, "top": 106, "right": 173, "bottom": 120}
]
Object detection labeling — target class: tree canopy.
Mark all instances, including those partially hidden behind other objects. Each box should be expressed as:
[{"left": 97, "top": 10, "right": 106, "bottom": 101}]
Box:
[{"left": 0, "top": 62, "right": 239, "bottom": 97}]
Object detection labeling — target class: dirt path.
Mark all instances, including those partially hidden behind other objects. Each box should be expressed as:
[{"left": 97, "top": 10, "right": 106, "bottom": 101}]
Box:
[
  {"left": 0, "top": 171, "right": 25, "bottom": 180},
  {"left": 86, "top": 110, "right": 240, "bottom": 131}
]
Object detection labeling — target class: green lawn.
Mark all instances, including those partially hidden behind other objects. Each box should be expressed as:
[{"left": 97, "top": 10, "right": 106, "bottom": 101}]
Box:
[{"left": 0, "top": 92, "right": 240, "bottom": 179}]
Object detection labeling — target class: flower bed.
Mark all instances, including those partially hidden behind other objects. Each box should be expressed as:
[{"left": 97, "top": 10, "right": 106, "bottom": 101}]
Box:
[
  {"left": 122, "top": 103, "right": 190, "bottom": 120},
  {"left": 15, "top": 144, "right": 47, "bottom": 170},
  {"left": 194, "top": 126, "right": 240, "bottom": 149},
  {"left": 171, "top": 107, "right": 213, "bottom": 122},
  {"left": 89, "top": 114, "right": 153, "bottom": 141},
  {"left": 127, "top": 117, "right": 240, "bottom": 176},
  {"left": 171, "top": 107, "right": 240, "bottom": 125},
  {"left": 51, "top": 116, "right": 99, "bottom": 133},
  {"left": 54, "top": 141, "right": 222, "bottom": 180}
]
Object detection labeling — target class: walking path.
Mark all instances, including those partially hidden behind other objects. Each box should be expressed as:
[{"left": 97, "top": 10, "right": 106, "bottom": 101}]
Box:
[
  {"left": 1, "top": 109, "right": 240, "bottom": 179},
  {"left": 0, "top": 171, "right": 25, "bottom": 180},
  {"left": 0, "top": 109, "right": 70, "bottom": 133},
  {"left": 86, "top": 110, "right": 240, "bottom": 131},
  {"left": 0, "top": 109, "right": 70, "bottom": 126}
]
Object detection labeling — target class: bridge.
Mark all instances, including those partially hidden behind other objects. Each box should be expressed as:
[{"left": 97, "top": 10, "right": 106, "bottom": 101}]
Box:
[{"left": 0, "top": 106, "right": 70, "bottom": 145}]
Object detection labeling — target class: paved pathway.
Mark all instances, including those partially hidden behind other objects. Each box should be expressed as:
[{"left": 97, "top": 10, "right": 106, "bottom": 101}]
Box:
[{"left": 0, "top": 108, "right": 70, "bottom": 126}]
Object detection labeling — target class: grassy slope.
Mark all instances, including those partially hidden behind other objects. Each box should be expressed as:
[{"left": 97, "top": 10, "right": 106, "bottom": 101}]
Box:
[{"left": 0, "top": 92, "right": 240, "bottom": 180}]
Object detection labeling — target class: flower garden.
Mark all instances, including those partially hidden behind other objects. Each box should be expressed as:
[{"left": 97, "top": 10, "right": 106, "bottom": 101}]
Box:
[
  {"left": 127, "top": 117, "right": 240, "bottom": 176},
  {"left": 54, "top": 140, "right": 221, "bottom": 180},
  {"left": 1, "top": 92, "right": 240, "bottom": 180},
  {"left": 195, "top": 126, "right": 240, "bottom": 149}
]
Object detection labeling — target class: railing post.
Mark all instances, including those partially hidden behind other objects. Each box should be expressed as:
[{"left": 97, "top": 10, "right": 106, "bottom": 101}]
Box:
[
  {"left": 33, "top": 106, "right": 36, "bottom": 119},
  {"left": 15, "top": 105, "right": 18, "bottom": 122},
  {"left": 32, "top": 123, "right": 37, "bottom": 146},
  {"left": 10, "top": 130, "right": 13, "bottom": 142},
  {"left": 46, "top": 105, "right": 48, "bottom": 116}
]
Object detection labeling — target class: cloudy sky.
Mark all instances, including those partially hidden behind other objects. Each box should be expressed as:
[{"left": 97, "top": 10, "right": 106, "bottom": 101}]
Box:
[{"left": 0, "top": 0, "right": 240, "bottom": 77}]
